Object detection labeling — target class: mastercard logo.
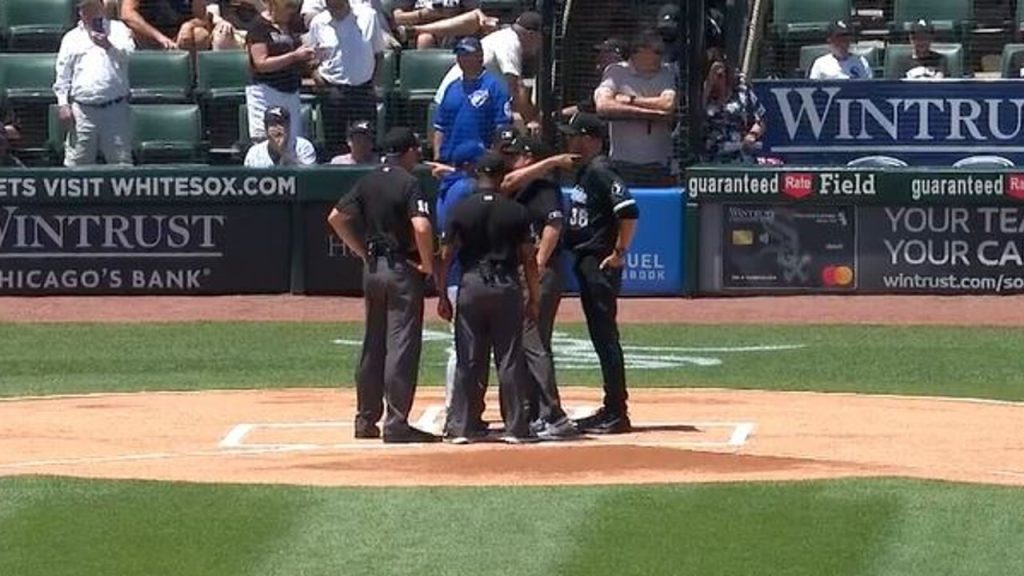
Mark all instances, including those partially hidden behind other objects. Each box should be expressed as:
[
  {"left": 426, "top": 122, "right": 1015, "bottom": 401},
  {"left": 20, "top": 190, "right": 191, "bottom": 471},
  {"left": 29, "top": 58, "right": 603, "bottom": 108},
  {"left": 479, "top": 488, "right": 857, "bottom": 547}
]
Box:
[{"left": 822, "top": 265, "right": 855, "bottom": 287}]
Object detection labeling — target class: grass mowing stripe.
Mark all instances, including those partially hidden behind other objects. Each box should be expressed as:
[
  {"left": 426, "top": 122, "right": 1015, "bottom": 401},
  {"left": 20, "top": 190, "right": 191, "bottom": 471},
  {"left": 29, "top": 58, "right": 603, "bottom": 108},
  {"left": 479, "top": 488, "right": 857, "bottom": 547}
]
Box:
[
  {"left": 1, "top": 323, "right": 1024, "bottom": 400},
  {"left": 3, "top": 477, "right": 1024, "bottom": 576}
]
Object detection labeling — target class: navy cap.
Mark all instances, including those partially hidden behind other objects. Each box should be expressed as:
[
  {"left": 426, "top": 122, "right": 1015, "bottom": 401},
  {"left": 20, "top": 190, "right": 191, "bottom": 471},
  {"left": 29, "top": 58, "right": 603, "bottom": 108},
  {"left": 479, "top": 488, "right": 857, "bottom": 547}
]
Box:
[
  {"left": 381, "top": 127, "right": 419, "bottom": 154},
  {"left": 508, "top": 136, "right": 552, "bottom": 158},
  {"left": 263, "top": 106, "right": 290, "bottom": 127},
  {"left": 495, "top": 126, "right": 519, "bottom": 150},
  {"left": 348, "top": 120, "right": 373, "bottom": 137},
  {"left": 656, "top": 3, "right": 680, "bottom": 28},
  {"left": 450, "top": 141, "right": 487, "bottom": 166},
  {"left": 476, "top": 151, "right": 507, "bottom": 176},
  {"left": 559, "top": 112, "right": 605, "bottom": 137},
  {"left": 453, "top": 36, "right": 482, "bottom": 55},
  {"left": 910, "top": 18, "right": 934, "bottom": 34},
  {"left": 594, "top": 38, "right": 628, "bottom": 58},
  {"left": 827, "top": 20, "right": 851, "bottom": 37}
]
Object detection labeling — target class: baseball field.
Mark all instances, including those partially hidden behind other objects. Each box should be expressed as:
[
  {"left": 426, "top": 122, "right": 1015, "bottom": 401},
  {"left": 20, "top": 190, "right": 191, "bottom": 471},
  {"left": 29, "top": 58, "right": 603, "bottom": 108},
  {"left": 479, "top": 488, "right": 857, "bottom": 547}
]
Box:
[{"left": 3, "top": 295, "right": 1024, "bottom": 575}]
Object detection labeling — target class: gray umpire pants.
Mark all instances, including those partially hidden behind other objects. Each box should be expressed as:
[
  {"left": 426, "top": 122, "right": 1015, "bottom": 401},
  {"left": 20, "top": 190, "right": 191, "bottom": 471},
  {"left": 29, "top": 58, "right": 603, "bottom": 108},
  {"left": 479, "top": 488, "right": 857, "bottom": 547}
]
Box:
[
  {"left": 447, "top": 269, "right": 532, "bottom": 438},
  {"left": 355, "top": 256, "right": 424, "bottom": 435},
  {"left": 523, "top": 264, "right": 567, "bottom": 423}
]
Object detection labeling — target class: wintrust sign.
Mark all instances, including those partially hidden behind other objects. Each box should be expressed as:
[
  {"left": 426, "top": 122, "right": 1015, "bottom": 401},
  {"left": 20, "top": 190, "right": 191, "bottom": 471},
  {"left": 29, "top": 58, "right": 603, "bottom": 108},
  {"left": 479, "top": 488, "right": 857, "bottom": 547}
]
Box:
[{"left": 757, "top": 80, "right": 1024, "bottom": 165}]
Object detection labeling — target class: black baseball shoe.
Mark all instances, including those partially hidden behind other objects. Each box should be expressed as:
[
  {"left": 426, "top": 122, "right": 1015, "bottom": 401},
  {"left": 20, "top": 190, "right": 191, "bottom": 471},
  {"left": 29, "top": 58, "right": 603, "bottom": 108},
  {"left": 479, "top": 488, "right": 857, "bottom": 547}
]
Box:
[
  {"left": 354, "top": 417, "right": 381, "bottom": 439},
  {"left": 575, "top": 408, "right": 632, "bottom": 435},
  {"left": 383, "top": 426, "right": 442, "bottom": 444}
]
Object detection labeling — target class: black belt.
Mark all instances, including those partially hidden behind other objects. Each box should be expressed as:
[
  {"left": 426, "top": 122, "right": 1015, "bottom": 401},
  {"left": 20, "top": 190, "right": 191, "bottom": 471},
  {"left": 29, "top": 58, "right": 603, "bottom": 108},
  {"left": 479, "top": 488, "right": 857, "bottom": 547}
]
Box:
[
  {"left": 465, "top": 262, "right": 516, "bottom": 285},
  {"left": 72, "top": 96, "right": 127, "bottom": 109}
]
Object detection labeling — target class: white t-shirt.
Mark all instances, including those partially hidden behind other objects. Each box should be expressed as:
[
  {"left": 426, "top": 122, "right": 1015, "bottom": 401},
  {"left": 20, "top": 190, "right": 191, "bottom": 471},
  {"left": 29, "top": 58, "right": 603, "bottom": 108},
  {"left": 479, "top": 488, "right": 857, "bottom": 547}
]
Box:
[
  {"left": 433, "top": 27, "right": 522, "bottom": 104},
  {"left": 244, "top": 137, "right": 318, "bottom": 167},
  {"left": 808, "top": 53, "right": 873, "bottom": 80},
  {"left": 309, "top": 7, "right": 385, "bottom": 86},
  {"left": 595, "top": 61, "right": 677, "bottom": 166}
]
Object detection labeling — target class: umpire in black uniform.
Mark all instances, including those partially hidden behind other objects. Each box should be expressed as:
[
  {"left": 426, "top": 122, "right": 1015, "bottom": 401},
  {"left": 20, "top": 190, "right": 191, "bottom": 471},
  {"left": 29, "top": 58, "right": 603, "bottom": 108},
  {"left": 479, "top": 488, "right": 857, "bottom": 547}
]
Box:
[
  {"left": 327, "top": 127, "right": 440, "bottom": 444},
  {"left": 559, "top": 113, "right": 639, "bottom": 434},
  {"left": 504, "top": 136, "right": 577, "bottom": 440},
  {"left": 437, "top": 152, "right": 542, "bottom": 444}
]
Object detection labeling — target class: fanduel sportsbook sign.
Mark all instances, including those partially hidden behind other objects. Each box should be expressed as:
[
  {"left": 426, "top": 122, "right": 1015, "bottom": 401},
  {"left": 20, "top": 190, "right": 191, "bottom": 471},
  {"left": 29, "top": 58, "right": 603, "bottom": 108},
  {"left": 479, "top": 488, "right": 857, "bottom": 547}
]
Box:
[{"left": 757, "top": 80, "right": 1024, "bottom": 167}]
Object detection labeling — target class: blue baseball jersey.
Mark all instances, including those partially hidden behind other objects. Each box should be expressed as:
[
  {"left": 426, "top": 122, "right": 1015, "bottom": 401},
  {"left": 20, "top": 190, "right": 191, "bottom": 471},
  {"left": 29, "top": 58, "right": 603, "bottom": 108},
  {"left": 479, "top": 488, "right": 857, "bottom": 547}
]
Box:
[
  {"left": 433, "top": 70, "right": 512, "bottom": 163},
  {"left": 436, "top": 170, "right": 477, "bottom": 287}
]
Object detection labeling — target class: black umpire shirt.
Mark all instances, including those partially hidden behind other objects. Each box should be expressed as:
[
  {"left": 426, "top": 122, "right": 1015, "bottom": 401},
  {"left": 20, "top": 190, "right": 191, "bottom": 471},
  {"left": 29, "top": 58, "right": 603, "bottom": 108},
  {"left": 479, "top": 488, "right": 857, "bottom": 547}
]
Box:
[
  {"left": 516, "top": 177, "right": 565, "bottom": 264},
  {"left": 565, "top": 155, "right": 640, "bottom": 257},
  {"left": 335, "top": 165, "right": 431, "bottom": 259},
  {"left": 445, "top": 185, "right": 532, "bottom": 272}
]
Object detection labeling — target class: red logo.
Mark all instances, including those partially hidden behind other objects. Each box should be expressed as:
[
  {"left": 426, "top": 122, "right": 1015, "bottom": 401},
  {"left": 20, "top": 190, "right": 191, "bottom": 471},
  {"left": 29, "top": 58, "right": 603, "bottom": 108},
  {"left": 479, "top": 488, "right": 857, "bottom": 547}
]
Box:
[
  {"left": 782, "top": 173, "right": 814, "bottom": 199},
  {"left": 1007, "top": 174, "right": 1024, "bottom": 200}
]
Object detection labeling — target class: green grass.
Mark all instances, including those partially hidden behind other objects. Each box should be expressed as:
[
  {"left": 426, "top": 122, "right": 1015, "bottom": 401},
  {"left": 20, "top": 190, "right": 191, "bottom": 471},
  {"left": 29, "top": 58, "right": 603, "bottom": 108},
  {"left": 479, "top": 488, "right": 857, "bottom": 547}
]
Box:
[
  {"left": 2, "top": 476, "right": 1024, "bottom": 576},
  {"left": 1, "top": 323, "right": 1023, "bottom": 400}
]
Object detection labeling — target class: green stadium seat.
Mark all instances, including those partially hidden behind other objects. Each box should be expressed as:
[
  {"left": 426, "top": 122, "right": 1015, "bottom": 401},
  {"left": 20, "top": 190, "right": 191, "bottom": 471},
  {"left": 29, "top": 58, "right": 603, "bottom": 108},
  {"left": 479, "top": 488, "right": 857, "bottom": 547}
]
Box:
[
  {"left": 883, "top": 43, "right": 965, "bottom": 78},
  {"left": 398, "top": 49, "right": 456, "bottom": 101},
  {"left": 1000, "top": 44, "right": 1024, "bottom": 78},
  {"left": 46, "top": 103, "right": 67, "bottom": 163},
  {"left": 0, "top": 0, "right": 74, "bottom": 53},
  {"left": 892, "top": 0, "right": 972, "bottom": 34},
  {"left": 196, "top": 50, "right": 249, "bottom": 154},
  {"left": 379, "top": 50, "right": 399, "bottom": 95},
  {"left": 0, "top": 53, "right": 58, "bottom": 101},
  {"left": 0, "top": 53, "right": 58, "bottom": 154},
  {"left": 797, "top": 43, "right": 880, "bottom": 77},
  {"left": 132, "top": 104, "right": 204, "bottom": 164},
  {"left": 771, "top": 0, "right": 851, "bottom": 39},
  {"left": 128, "top": 51, "right": 193, "bottom": 103}
]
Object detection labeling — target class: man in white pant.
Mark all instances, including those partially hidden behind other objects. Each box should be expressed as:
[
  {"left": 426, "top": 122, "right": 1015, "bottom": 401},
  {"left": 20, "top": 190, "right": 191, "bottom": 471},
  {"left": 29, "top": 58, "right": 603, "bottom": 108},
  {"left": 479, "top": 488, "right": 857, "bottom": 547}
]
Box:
[{"left": 54, "top": 0, "right": 135, "bottom": 167}]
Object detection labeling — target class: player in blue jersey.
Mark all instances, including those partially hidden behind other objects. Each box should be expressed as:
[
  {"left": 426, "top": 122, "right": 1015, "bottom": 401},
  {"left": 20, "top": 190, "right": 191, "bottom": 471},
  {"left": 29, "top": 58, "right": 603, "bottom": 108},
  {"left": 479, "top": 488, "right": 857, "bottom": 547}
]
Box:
[{"left": 432, "top": 36, "right": 513, "bottom": 164}]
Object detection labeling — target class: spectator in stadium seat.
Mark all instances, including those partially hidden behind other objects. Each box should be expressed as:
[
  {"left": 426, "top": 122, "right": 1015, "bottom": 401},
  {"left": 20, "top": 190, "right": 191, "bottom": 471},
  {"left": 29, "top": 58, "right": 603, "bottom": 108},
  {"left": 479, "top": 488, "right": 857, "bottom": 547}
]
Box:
[
  {"left": 245, "top": 0, "right": 312, "bottom": 142},
  {"left": 898, "top": 19, "right": 948, "bottom": 80},
  {"left": 208, "top": 0, "right": 267, "bottom": 50},
  {"left": 432, "top": 36, "right": 512, "bottom": 163},
  {"left": 702, "top": 58, "right": 765, "bottom": 164},
  {"left": 301, "top": 0, "right": 401, "bottom": 47},
  {"left": 809, "top": 20, "right": 872, "bottom": 80},
  {"left": 594, "top": 29, "right": 677, "bottom": 185},
  {"left": 121, "top": 0, "right": 213, "bottom": 50},
  {"left": 245, "top": 106, "right": 317, "bottom": 166},
  {"left": 0, "top": 132, "right": 26, "bottom": 168},
  {"left": 433, "top": 12, "right": 544, "bottom": 131},
  {"left": 309, "top": 0, "right": 386, "bottom": 158},
  {"left": 0, "top": 96, "right": 20, "bottom": 143},
  {"left": 392, "top": 0, "right": 496, "bottom": 50},
  {"left": 331, "top": 120, "right": 379, "bottom": 164},
  {"left": 54, "top": 0, "right": 135, "bottom": 167},
  {"left": 561, "top": 38, "right": 627, "bottom": 118},
  {"left": 655, "top": 3, "right": 683, "bottom": 66}
]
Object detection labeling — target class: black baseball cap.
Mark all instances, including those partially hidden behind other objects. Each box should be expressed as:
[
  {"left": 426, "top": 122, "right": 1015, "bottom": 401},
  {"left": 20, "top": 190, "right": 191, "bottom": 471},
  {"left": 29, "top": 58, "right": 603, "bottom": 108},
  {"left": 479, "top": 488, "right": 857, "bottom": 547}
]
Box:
[
  {"left": 348, "top": 120, "right": 373, "bottom": 137},
  {"left": 263, "top": 106, "right": 290, "bottom": 127},
  {"left": 656, "top": 3, "right": 680, "bottom": 29},
  {"left": 476, "top": 151, "right": 507, "bottom": 176},
  {"left": 827, "top": 20, "right": 852, "bottom": 38},
  {"left": 514, "top": 11, "right": 542, "bottom": 33},
  {"left": 495, "top": 126, "right": 519, "bottom": 151},
  {"left": 508, "top": 136, "right": 552, "bottom": 159},
  {"left": 910, "top": 18, "right": 934, "bottom": 35},
  {"left": 559, "top": 112, "right": 605, "bottom": 138},
  {"left": 381, "top": 127, "right": 419, "bottom": 154},
  {"left": 594, "top": 38, "right": 628, "bottom": 58}
]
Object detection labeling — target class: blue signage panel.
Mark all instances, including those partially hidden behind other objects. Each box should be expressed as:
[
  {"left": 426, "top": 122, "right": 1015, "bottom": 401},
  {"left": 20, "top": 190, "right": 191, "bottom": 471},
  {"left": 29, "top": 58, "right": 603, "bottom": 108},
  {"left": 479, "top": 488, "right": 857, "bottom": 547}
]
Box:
[
  {"left": 756, "top": 80, "right": 1024, "bottom": 167},
  {"left": 559, "top": 187, "right": 685, "bottom": 296}
]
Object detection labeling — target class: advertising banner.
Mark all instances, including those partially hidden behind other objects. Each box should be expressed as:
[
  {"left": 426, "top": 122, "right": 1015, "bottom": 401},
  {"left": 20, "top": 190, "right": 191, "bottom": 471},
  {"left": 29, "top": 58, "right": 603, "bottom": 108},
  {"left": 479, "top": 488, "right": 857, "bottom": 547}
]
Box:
[
  {"left": 721, "top": 204, "right": 856, "bottom": 291},
  {"left": 560, "top": 187, "right": 685, "bottom": 296},
  {"left": 756, "top": 80, "right": 1024, "bottom": 167},
  {"left": 301, "top": 203, "right": 365, "bottom": 295},
  {"left": 858, "top": 206, "right": 1024, "bottom": 294},
  {"left": 0, "top": 203, "right": 291, "bottom": 294}
]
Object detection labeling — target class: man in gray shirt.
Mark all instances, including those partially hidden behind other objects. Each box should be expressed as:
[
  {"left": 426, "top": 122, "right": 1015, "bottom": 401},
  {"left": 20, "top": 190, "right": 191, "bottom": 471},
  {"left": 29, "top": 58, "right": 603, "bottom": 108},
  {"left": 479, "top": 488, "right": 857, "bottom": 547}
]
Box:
[{"left": 594, "top": 29, "right": 677, "bottom": 186}]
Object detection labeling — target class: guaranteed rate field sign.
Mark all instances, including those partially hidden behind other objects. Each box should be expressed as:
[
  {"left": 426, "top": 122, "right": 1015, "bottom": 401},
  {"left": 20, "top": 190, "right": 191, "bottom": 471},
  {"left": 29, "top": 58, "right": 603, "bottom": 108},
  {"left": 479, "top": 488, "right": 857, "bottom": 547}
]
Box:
[{"left": 756, "top": 80, "right": 1024, "bottom": 167}]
